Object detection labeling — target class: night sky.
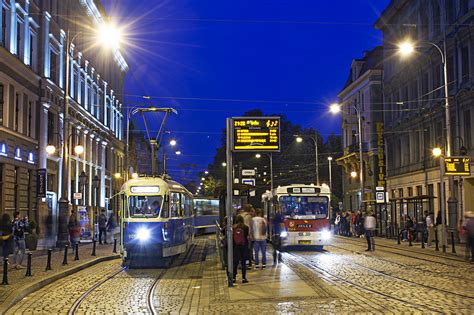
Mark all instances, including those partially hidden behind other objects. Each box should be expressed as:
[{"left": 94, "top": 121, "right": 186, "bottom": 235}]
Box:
[{"left": 101, "top": 0, "right": 390, "bottom": 183}]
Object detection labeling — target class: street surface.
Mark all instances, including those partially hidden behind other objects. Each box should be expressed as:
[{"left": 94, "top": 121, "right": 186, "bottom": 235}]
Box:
[{"left": 7, "top": 236, "right": 473, "bottom": 314}]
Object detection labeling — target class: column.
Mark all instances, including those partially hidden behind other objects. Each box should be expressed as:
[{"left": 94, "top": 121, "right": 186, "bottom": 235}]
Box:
[
  {"left": 110, "top": 91, "right": 115, "bottom": 132},
  {"left": 59, "top": 30, "right": 66, "bottom": 89},
  {"left": 100, "top": 141, "right": 107, "bottom": 208},
  {"left": 37, "top": 103, "right": 50, "bottom": 241},
  {"left": 103, "top": 81, "right": 108, "bottom": 127},
  {"left": 90, "top": 68, "right": 95, "bottom": 116},
  {"left": 69, "top": 44, "right": 75, "bottom": 98},
  {"left": 9, "top": 0, "right": 17, "bottom": 54},
  {"left": 76, "top": 52, "right": 82, "bottom": 104},
  {"left": 23, "top": 0, "right": 30, "bottom": 64},
  {"left": 96, "top": 75, "right": 101, "bottom": 121},
  {"left": 82, "top": 130, "right": 88, "bottom": 206},
  {"left": 84, "top": 60, "right": 89, "bottom": 110},
  {"left": 58, "top": 113, "right": 64, "bottom": 200},
  {"left": 88, "top": 134, "right": 94, "bottom": 206},
  {"left": 42, "top": 11, "right": 51, "bottom": 77}
]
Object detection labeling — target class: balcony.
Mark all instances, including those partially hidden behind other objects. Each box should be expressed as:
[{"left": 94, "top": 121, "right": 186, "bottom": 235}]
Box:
[{"left": 343, "top": 142, "right": 369, "bottom": 156}]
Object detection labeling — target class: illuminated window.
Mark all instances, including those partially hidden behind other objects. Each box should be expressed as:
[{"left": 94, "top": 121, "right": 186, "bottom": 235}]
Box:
[
  {"left": 27, "top": 152, "right": 34, "bottom": 164},
  {"left": 14, "top": 147, "right": 22, "bottom": 160},
  {"left": 0, "top": 143, "right": 7, "bottom": 156}
]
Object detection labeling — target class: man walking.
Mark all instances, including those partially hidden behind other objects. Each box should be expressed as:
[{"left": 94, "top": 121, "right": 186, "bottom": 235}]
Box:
[
  {"left": 364, "top": 211, "right": 376, "bottom": 251},
  {"left": 426, "top": 212, "right": 435, "bottom": 247},
  {"left": 251, "top": 209, "right": 267, "bottom": 269},
  {"left": 12, "top": 212, "right": 28, "bottom": 269},
  {"left": 98, "top": 209, "right": 108, "bottom": 244}
]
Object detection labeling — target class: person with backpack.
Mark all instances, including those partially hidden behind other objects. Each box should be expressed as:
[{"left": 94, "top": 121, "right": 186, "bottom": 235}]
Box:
[
  {"left": 12, "top": 212, "right": 28, "bottom": 269},
  {"left": 251, "top": 209, "right": 267, "bottom": 270},
  {"left": 98, "top": 209, "right": 108, "bottom": 244},
  {"left": 232, "top": 215, "right": 250, "bottom": 283}
]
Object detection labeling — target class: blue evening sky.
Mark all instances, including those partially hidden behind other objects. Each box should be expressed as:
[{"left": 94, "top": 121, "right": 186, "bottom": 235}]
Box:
[{"left": 101, "top": 0, "right": 390, "bottom": 183}]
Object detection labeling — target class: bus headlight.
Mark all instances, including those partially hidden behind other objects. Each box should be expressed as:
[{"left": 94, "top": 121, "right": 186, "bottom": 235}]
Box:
[
  {"left": 280, "top": 231, "right": 288, "bottom": 238},
  {"left": 321, "top": 230, "right": 331, "bottom": 240},
  {"left": 136, "top": 228, "right": 151, "bottom": 241}
]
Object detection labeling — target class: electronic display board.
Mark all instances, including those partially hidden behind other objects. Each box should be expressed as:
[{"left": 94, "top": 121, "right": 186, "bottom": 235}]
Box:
[
  {"left": 232, "top": 117, "right": 280, "bottom": 152},
  {"left": 444, "top": 156, "right": 471, "bottom": 176}
]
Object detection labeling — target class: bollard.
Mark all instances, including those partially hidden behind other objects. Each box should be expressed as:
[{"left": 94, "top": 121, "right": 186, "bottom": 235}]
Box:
[
  {"left": 45, "top": 249, "right": 52, "bottom": 271},
  {"left": 421, "top": 231, "right": 425, "bottom": 249},
  {"left": 397, "top": 231, "right": 401, "bottom": 245},
  {"left": 1, "top": 258, "right": 8, "bottom": 285},
  {"left": 74, "top": 243, "right": 79, "bottom": 261},
  {"left": 25, "top": 252, "right": 32, "bottom": 277},
  {"left": 91, "top": 240, "right": 97, "bottom": 256},
  {"left": 409, "top": 231, "right": 413, "bottom": 247},
  {"left": 435, "top": 229, "right": 439, "bottom": 251},
  {"left": 451, "top": 231, "right": 456, "bottom": 254},
  {"left": 62, "top": 245, "right": 68, "bottom": 265},
  {"left": 113, "top": 238, "right": 117, "bottom": 253}
]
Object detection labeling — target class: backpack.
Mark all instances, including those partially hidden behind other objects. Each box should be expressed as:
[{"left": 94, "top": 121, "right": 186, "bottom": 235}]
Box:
[
  {"left": 233, "top": 226, "right": 246, "bottom": 246},
  {"left": 13, "top": 220, "right": 25, "bottom": 238}
]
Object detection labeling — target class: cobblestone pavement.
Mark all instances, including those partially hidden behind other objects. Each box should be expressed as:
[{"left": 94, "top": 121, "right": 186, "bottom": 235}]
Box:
[
  {"left": 7, "top": 235, "right": 474, "bottom": 314},
  {"left": 0, "top": 242, "right": 117, "bottom": 312}
]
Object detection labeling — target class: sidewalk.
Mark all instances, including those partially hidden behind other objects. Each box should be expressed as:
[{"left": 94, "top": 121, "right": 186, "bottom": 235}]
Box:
[
  {"left": 0, "top": 242, "right": 119, "bottom": 314},
  {"left": 335, "top": 234, "right": 470, "bottom": 262}
]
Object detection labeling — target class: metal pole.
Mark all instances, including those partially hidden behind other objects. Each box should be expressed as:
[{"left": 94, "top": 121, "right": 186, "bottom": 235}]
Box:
[
  {"left": 269, "top": 153, "right": 274, "bottom": 192},
  {"left": 440, "top": 156, "right": 447, "bottom": 253},
  {"left": 163, "top": 144, "right": 167, "bottom": 174},
  {"left": 357, "top": 109, "right": 364, "bottom": 210},
  {"left": 314, "top": 135, "right": 319, "bottom": 186},
  {"left": 225, "top": 118, "right": 234, "bottom": 287},
  {"left": 125, "top": 110, "right": 130, "bottom": 180},
  {"left": 57, "top": 31, "right": 71, "bottom": 247},
  {"left": 328, "top": 157, "right": 333, "bottom": 191}
]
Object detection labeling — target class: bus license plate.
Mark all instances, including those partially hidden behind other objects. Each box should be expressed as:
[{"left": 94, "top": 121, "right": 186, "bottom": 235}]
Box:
[{"left": 298, "top": 240, "right": 311, "bottom": 245}]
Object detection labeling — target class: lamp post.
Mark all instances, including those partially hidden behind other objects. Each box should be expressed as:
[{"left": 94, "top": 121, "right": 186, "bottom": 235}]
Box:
[
  {"left": 432, "top": 147, "right": 447, "bottom": 253},
  {"left": 295, "top": 135, "right": 320, "bottom": 185},
  {"left": 330, "top": 103, "right": 365, "bottom": 210},
  {"left": 256, "top": 153, "right": 273, "bottom": 191},
  {"left": 327, "top": 156, "right": 333, "bottom": 191},
  {"left": 398, "top": 39, "right": 458, "bottom": 239},
  {"left": 92, "top": 175, "right": 100, "bottom": 240}
]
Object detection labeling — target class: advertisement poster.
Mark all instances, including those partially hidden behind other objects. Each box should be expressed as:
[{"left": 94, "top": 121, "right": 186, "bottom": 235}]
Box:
[{"left": 77, "top": 206, "right": 92, "bottom": 242}]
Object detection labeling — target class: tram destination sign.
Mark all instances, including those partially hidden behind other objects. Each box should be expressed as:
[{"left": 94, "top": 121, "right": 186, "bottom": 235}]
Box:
[
  {"left": 444, "top": 156, "right": 471, "bottom": 176},
  {"left": 232, "top": 117, "right": 280, "bottom": 152}
]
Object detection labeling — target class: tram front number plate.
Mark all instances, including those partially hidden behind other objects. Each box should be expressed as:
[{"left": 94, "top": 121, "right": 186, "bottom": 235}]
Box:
[{"left": 298, "top": 240, "right": 311, "bottom": 245}]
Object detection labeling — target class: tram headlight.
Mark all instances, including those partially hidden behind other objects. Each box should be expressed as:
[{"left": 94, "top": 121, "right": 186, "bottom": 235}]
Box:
[
  {"left": 321, "top": 230, "right": 332, "bottom": 240},
  {"left": 136, "top": 228, "right": 151, "bottom": 241},
  {"left": 280, "top": 231, "right": 288, "bottom": 238}
]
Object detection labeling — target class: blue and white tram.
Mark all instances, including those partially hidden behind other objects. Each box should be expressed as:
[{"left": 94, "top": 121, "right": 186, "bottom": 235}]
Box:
[{"left": 119, "top": 177, "right": 194, "bottom": 266}]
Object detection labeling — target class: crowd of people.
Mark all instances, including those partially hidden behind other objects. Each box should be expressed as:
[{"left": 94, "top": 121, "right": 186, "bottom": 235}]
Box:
[{"left": 0, "top": 212, "right": 30, "bottom": 269}]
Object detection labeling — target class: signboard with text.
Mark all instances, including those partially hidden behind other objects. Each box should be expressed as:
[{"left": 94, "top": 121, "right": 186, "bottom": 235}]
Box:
[
  {"left": 232, "top": 117, "right": 280, "bottom": 152},
  {"left": 37, "top": 169, "right": 47, "bottom": 198},
  {"left": 444, "top": 156, "right": 471, "bottom": 176}
]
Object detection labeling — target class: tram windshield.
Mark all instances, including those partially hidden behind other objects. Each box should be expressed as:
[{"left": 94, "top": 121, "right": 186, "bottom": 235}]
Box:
[
  {"left": 128, "top": 196, "right": 163, "bottom": 218},
  {"left": 279, "top": 196, "right": 328, "bottom": 219}
]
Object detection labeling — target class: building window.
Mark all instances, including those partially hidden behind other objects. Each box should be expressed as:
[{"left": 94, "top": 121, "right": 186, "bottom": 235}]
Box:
[
  {"left": 447, "top": 55, "right": 455, "bottom": 89},
  {"left": 0, "top": 83, "right": 3, "bottom": 126},
  {"left": 27, "top": 101, "right": 33, "bottom": 138},
  {"left": 408, "top": 187, "right": 413, "bottom": 197},
  {"left": 1, "top": 7, "right": 6, "bottom": 47},
  {"left": 416, "top": 185, "right": 423, "bottom": 196},
  {"left": 16, "top": 20, "right": 23, "bottom": 58},
  {"left": 14, "top": 93, "right": 20, "bottom": 132},
  {"left": 47, "top": 111, "right": 55, "bottom": 145},
  {"left": 50, "top": 50, "right": 58, "bottom": 83},
  {"left": 465, "top": 109, "right": 472, "bottom": 148},
  {"left": 23, "top": 94, "right": 28, "bottom": 136},
  {"left": 29, "top": 31, "right": 38, "bottom": 71},
  {"left": 461, "top": 46, "right": 470, "bottom": 82}
]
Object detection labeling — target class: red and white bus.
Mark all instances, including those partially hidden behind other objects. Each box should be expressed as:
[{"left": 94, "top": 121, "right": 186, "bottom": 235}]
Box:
[{"left": 262, "top": 184, "right": 332, "bottom": 249}]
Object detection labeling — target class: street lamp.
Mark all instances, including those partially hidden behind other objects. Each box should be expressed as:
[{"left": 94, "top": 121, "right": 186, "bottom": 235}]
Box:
[
  {"left": 398, "top": 38, "right": 458, "bottom": 233},
  {"left": 169, "top": 139, "right": 177, "bottom": 146},
  {"left": 256, "top": 153, "right": 274, "bottom": 191},
  {"left": 330, "top": 103, "right": 365, "bottom": 210},
  {"left": 222, "top": 162, "right": 227, "bottom": 167},
  {"left": 351, "top": 171, "right": 357, "bottom": 178},
  {"left": 92, "top": 175, "right": 100, "bottom": 241},
  {"left": 294, "top": 135, "right": 320, "bottom": 185},
  {"left": 46, "top": 145, "right": 56, "bottom": 155},
  {"left": 432, "top": 147, "right": 447, "bottom": 253},
  {"left": 327, "top": 156, "right": 333, "bottom": 191}
]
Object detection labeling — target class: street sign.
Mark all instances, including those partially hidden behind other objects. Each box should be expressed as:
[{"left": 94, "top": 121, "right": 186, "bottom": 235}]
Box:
[
  {"left": 376, "top": 186, "right": 384, "bottom": 191},
  {"left": 242, "top": 169, "right": 256, "bottom": 176},
  {"left": 73, "top": 192, "right": 83, "bottom": 200},
  {"left": 242, "top": 178, "right": 256, "bottom": 186},
  {"left": 37, "top": 169, "right": 47, "bottom": 198},
  {"left": 376, "top": 191, "right": 385, "bottom": 204},
  {"left": 232, "top": 117, "right": 280, "bottom": 152},
  {"left": 444, "top": 156, "right": 471, "bottom": 176}
]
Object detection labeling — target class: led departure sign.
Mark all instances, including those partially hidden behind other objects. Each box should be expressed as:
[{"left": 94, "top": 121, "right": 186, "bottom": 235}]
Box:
[
  {"left": 232, "top": 117, "right": 280, "bottom": 152},
  {"left": 444, "top": 156, "right": 471, "bottom": 176}
]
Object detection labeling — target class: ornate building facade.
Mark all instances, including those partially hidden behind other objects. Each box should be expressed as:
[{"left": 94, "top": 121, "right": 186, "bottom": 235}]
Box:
[{"left": 0, "top": 0, "right": 128, "bottom": 247}]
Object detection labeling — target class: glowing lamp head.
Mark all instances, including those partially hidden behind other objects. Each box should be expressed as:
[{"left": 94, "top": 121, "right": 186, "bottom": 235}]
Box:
[
  {"left": 351, "top": 171, "right": 357, "bottom": 178},
  {"left": 169, "top": 139, "right": 177, "bottom": 146},
  {"left": 114, "top": 173, "right": 121, "bottom": 179},
  {"left": 432, "top": 147, "right": 442, "bottom": 157},
  {"left": 398, "top": 41, "right": 415, "bottom": 56},
  {"left": 328, "top": 156, "right": 333, "bottom": 161},
  {"left": 46, "top": 145, "right": 56, "bottom": 155},
  {"left": 136, "top": 228, "right": 150, "bottom": 241},
  {"left": 255, "top": 154, "right": 262, "bottom": 158},
  {"left": 295, "top": 137, "right": 303, "bottom": 143},
  {"left": 131, "top": 172, "right": 139, "bottom": 179},
  {"left": 175, "top": 151, "right": 182, "bottom": 155},
  {"left": 74, "top": 145, "right": 84, "bottom": 155},
  {"left": 97, "top": 23, "right": 122, "bottom": 49},
  {"left": 204, "top": 170, "right": 209, "bottom": 174},
  {"left": 329, "top": 103, "right": 341, "bottom": 114},
  {"left": 222, "top": 162, "right": 227, "bottom": 167}
]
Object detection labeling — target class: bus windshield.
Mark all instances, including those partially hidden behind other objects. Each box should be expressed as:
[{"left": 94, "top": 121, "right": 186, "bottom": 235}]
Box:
[
  {"left": 128, "top": 196, "right": 163, "bottom": 218},
  {"left": 279, "top": 196, "right": 328, "bottom": 219}
]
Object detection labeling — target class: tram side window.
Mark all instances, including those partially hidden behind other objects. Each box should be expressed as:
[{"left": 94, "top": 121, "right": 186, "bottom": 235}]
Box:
[
  {"left": 180, "top": 194, "right": 186, "bottom": 217},
  {"left": 170, "top": 192, "right": 180, "bottom": 217},
  {"left": 160, "top": 200, "right": 169, "bottom": 218}
]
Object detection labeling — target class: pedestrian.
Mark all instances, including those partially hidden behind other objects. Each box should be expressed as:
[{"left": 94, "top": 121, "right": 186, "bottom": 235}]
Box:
[
  {"left": 232, "top": 215, "right": 249, "bottom": 283},
  {"left": 334, "top": 212, "right": 341, "bottom": 235},
  {"left": 251, "top": 209, "right": 267, "bottom": 270},
  {"left": 364, "top": 211, "right": 376, "bottom": 251},
  {"left": 355, "top": 210, "right": 363, "bottom": 237},
  {"left": 463, "top": 212, "right": 474, "bottom": 262},
  {"left": 426, "top": 212, "right": 435, "bottom": 247},
  {"left": 106, "top": 212, "right": 118, "bottom": 243},
  {"left": 351, "top": 211, "right": 357, "bottom": 237},
  {"left": 12, "top": 212, "right": 28, "bottom": 269},
  {"left": 98, "top": 209, "right": 108, "bottom": 244},
  {"left": 406, "top": 215, "right": 414, "bottom": 242},
  {"left": 0, "top": 213, "right": 13, "bottom": 260},
  {"left": 239, "top": 204, "right": 255, "bottom": 267},
  {"left": 272, "top": 204, "right": 285, "bottom": 264},
  {"left": 68, "top": 209, "right": 80, "bottom": 251}
]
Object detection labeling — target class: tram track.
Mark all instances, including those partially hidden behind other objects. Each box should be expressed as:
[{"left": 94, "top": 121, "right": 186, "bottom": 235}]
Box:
[
  {"left": 337, "top": 236, "right": 469, "bottom": 267},
  {"left": 286, "top": 251, "right": 474, "bottom": 313},
  {"left": 328, "top": 243, "right": 469, "bottom": 281}
]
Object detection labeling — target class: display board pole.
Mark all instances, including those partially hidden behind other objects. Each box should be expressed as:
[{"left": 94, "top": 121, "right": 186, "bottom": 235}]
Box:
[{"left": 225, "top": 118, "right": 234, "bottom": 287}]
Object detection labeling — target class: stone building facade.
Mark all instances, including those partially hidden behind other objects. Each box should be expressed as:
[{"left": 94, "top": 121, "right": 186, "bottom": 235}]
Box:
[
  {"left": 0, "top": 0, "right": 128, "bottom": 247},
  {"left": 375, "top": 0, "right": 473, "bottom": 228},
  {"left": 337, "top": 47, "right": 384, "bottom": 212}
]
